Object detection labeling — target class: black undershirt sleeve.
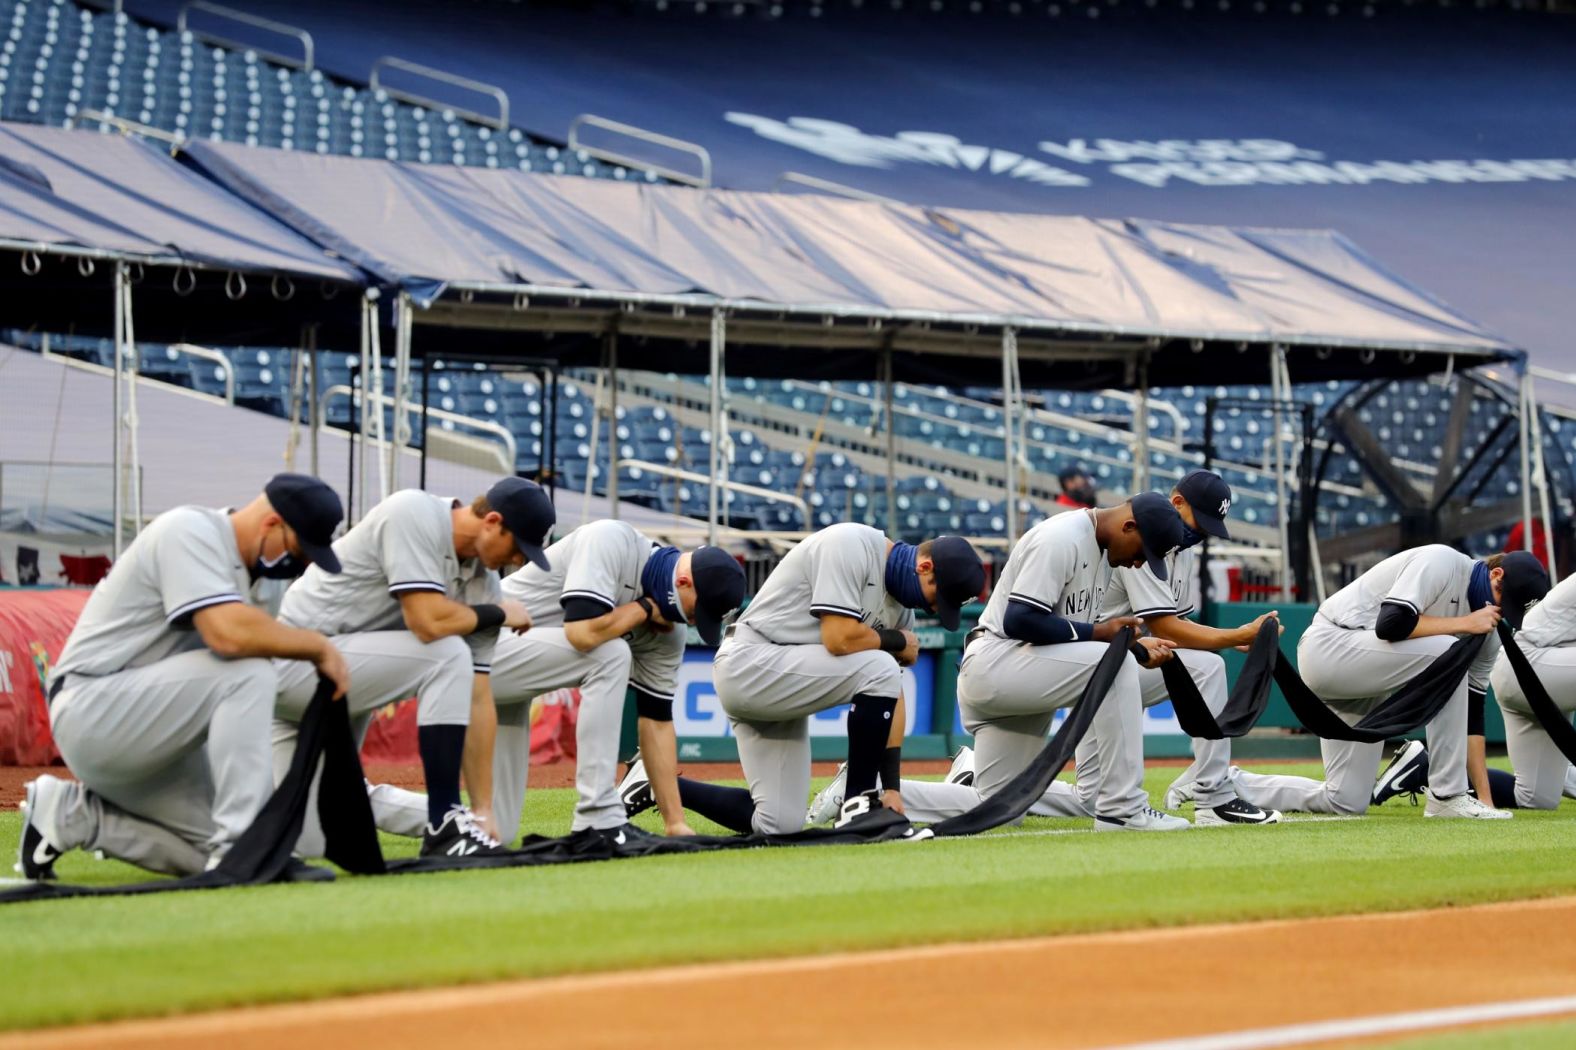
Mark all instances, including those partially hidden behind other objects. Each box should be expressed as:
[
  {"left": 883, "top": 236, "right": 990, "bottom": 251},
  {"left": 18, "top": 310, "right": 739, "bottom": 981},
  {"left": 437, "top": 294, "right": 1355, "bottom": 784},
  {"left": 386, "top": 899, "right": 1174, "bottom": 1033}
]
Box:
[
  {"left": 1003, "top": 598, "right": 1095, "bottom": 645},
  {"left": 562, "top": 595, "right": 615, "bottom": 623},
  {"left": 1374, "top": 600, "right": 1420, "bottom": 642}
]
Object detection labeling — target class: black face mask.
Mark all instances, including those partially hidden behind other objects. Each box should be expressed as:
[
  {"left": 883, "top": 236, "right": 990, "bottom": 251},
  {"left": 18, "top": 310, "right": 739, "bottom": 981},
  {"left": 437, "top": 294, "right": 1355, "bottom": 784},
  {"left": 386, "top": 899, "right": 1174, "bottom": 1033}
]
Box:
[{"left": 251, "top": 524, "right": 308, "bottom": 581}]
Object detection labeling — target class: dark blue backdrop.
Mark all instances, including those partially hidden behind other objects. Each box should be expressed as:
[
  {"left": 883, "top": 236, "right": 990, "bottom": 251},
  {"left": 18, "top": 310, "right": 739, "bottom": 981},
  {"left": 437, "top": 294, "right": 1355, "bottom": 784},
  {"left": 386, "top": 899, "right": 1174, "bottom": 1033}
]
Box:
[{"left": 130, "top": 3, "right": 1576, "bottom": 379}]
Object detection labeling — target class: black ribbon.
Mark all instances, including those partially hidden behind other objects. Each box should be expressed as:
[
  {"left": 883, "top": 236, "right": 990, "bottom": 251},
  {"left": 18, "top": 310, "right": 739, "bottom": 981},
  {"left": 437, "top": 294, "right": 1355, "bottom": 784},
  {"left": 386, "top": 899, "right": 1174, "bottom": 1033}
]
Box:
[
  {"left": 1160, "top": 618, "right": 1282, "bottom": 740},
  {"left": 1, "top": 678, "right": 373, "bottom": 905},
  {"left": 1272, "top": 632, "right": 1484, "bottom": 742},
  {"left": 928, "top": 627, "right": 1134, "bottom": 838},
  {"left": 1494, "top": 621, "right": 1576, "bottom": 765}
]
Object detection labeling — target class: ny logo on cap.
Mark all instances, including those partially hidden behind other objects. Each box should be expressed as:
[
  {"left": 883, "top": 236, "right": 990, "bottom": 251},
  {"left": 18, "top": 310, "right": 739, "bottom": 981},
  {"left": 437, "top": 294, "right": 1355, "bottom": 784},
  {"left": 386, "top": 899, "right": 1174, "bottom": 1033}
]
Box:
[{"left": 1218, "top": 498, "right": 1231, "bottom": 516}]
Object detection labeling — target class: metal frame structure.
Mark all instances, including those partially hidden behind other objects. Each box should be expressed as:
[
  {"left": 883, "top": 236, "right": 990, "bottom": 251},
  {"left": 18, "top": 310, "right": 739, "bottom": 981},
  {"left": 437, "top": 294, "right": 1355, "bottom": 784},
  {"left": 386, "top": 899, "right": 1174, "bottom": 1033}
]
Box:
[
  {"left": 568, "top": 115, "right": 712, "bottom": 187},
  {"left": 370, "top": 57, "right": 510, "bottom": 131},
  {"left": 178, "top": 2, "right": 315, "bottom": 72}
]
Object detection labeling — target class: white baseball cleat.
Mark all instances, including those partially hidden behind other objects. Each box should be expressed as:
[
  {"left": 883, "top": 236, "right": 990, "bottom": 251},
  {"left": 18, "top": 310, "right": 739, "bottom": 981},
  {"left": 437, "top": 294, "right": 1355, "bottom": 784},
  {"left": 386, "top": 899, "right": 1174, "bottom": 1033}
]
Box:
[
  {"left": 16, "top": 775, "right": 72, "bottom": 880},
  {"left": 1164, "top": 778, "right": 1196, "bottom": 811},
  {"left": 1094, "top": 806, "right": 1191, "bottom": 832},
  {"left": 1563, "top": 766, "right": 1576, "bottom": 801},
  {"left": 617, "top": 752, "right": 654, "bottom": 818},
  {"left": 806, "top": 762, "right": 848, "bottom": 826},
  {"left": 1424, "top": 790, "right": 1512, "bottom": 820},
  {"left": 944, "top": 746, "right": 975, "bottom": 787}
]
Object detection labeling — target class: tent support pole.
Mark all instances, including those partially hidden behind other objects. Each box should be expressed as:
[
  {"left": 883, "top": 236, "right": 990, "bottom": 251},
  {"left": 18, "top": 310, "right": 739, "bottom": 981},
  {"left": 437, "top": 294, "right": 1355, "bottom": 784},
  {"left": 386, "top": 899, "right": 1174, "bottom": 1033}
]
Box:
[
  {"left": 388, "top": 292, "right": 413, "bottom": 492},
  {"left": 122, "top": 269, "right": 142, "bottom": 540},
  {"left": 583, "top": 362, "right": 605, "bottom": 526},
  {"left": 1134, "top": 353, "right": 1151, "bottom": 492},
  {"left": 608, "top": 329, "right": 620, "bottom": 518},
  {"left": 708, "top": 308, "right": 725, "bottom": 546},
  {"left": 1002, "top": 326, "right": 1019, "bottom": 544},
  {"left": 1519, "top": 372, "right": 1535, "bottom": 555},
  {"left": 111, "top": 262, "right": 126, "bottom": 559},
  {"left": 1529, "top": 389, "right": 1558, "bottom": 585},
  {"left": 882, "top": 338, "right": 896, "bottom": 538},
  {"left": 1272, "top": 345, "right": 1292, "bottom": 602},
  {"left": 308, "top": 326, "right": 321, "bottom": 479},
  {"left": 357, "top": 292, "right": 373, "bottom": 521}
]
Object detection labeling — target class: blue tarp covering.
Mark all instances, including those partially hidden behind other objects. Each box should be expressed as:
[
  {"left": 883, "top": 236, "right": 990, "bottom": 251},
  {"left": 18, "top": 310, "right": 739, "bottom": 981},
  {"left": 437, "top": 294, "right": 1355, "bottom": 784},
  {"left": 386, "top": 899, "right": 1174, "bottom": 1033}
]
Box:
[
  {"left": 183, "top": 138, "right": 1509, "bottom": 355},
  {"left": 129, "top": 3, "right": 1573, "bottom": 366},
  {"left": 0, "top": 122, "right": 363, "bottom": 282}
]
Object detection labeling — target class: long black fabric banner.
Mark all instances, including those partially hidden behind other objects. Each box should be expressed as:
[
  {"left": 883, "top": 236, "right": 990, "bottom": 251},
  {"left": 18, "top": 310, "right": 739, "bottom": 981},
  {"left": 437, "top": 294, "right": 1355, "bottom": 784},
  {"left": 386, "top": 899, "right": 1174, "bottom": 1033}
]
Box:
[
  {"left": 1494, "top": 622, "right": 1576, "bottom": 766},
  {"left": 1271, "top": 633, "right": 1484, "bottom": 742},
  {"left": 1160, "top": 619, "right": 1282, "bottom": 741},
  {"left": 927, "top": 627, "right": 1134, "bottom": 838},
  {"left": 2, "top": 679, "right": 365, "bottom": 904}
]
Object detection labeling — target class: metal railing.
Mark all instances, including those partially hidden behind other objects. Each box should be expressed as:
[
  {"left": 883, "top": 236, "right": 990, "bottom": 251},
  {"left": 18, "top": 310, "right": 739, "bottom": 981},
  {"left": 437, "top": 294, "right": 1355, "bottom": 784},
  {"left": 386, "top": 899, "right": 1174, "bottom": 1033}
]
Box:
[
  {"left": 370, "top": 57, "right": 509, "bottom": 130},
  {"left": 178, "top": 2, "right": 314, "bottom": 71},
  {"left": 320, "top": 386, "right": 517, "bottom": 466},
  {"left": 165, "top": 344, "right": 235, "bottom": 403},
  {"left": 617, "top": 460, "right": 810, "bottom": 522},
  {"left": 774, "top": 172, "right": 901, "bottom": 205},
  {"left": 71, "top": 110, "right": 184, "bottom": 145},
  {"left": 569, "top": 115, "right": 711, "bottom": 187}
]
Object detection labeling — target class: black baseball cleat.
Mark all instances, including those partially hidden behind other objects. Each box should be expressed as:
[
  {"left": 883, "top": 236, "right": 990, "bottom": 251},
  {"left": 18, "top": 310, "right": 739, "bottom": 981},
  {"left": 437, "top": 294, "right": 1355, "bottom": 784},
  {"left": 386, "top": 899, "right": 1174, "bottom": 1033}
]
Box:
[
  {"left": 1373, "top": 740, "right": 1429, "bottom": 807},
  {"left": 617, "top": 753, "right": 656, "bottom": 818},
  {"left": 277, "top": 858, "right": 336, "bottom": 883},
  {"left": 420, "top": 806, "right": 510, "bottom": 859},
  {"left": 568, "top": 823, "right": 663, "bottom": 858},
  {"left": 833, "top": 790, "right": 933, "bottom": 842},
  {"left": 1195, "top": 798, "right": 1282, "bottom": 827}
]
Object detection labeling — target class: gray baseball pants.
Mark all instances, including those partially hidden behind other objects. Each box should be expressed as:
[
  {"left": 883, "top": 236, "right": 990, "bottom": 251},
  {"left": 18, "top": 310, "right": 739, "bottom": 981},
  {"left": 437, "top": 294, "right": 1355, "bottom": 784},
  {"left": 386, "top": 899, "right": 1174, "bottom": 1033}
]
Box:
[
  {"left": 1033, "top": 648, "right": 1235, "bottom": 817},
  {"left": 1489, "top": 645, "right": 1576, "bottom": 810},
  {"left": 357, "top": 627, "right": 636, "bottom": 841},
  {"left": 1230, "top": 618, "right": 1469, "bottom": 815},
  {"left": 273, "top": 631, "right": 472, "bottom": 856},
  {"left": 716, "top": 627, "right": 903, "bottom": 835},
  {"left": 900, "top": 636, "right": 1148, "bottom": 824},
  {"left": 47, "top": 649, "right": 277, "bottom": 876}
]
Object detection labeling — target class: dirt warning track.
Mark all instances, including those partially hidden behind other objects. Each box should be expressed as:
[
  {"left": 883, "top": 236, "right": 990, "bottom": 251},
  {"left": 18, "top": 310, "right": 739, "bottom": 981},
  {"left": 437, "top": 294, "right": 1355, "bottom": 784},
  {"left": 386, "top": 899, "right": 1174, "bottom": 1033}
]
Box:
[{"left": 5, "top": 896, "right": 1576, "bottom": 1049}]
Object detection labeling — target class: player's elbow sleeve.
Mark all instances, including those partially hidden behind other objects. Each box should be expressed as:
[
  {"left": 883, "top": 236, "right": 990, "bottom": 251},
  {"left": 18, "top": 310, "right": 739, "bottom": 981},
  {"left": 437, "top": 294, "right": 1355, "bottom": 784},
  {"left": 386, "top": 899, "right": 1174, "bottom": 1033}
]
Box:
[
  {"left": 1374, "top": 602, "right": 1418, "bottom": 642},
  {"left": 1003, "top": 600, "right": 1089, "bottom": 645}
]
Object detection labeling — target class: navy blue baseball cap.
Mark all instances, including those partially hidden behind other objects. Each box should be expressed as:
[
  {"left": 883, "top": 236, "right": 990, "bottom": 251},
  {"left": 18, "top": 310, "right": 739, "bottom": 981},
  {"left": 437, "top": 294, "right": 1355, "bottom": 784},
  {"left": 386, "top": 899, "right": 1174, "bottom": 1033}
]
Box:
[
  {"left": 1498, "top": 550, "right": 1551, "bottom": 629},
  {"left": 929, "top": 535, "right": 986, "bottom": 631},
  {"left": 1131, "top": 491, "right": 1188, "bottom": 581},
  {"left": 265, "top": 473, "right": 343, "bottom": 574},
  {"left": 690, "top": 546, "right": 747, "bottom": 646},
  {"left": 1177, "top": 469, "right": 1233, "bottom": 540},
  {"left": 487, "top": 477, "right": 555, "bottom": 571}
]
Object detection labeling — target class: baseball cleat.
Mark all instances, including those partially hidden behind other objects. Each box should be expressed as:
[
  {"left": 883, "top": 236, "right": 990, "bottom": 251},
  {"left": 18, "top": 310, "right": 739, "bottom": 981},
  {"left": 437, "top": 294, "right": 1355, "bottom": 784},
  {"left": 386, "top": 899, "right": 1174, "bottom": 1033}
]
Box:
[
  {"left": 1094, "top": 806, "right": 1191, "bottom": 832},
  {"left": 1424, "top": 790, "right": 1513, "bottom": 820},
  {"left": 806, "top": 762, "right": 848, "bottom": 826},
  {"left": 1564, "top": 766, "right": 1576, "bottom": 801},
  {"left": 1164, "top": 778, "right": 1196, "bottom": 811},
  {"left": 944, "top": 746, "right": 975, "bottom": 787},
  {"left": 16, "top": 776, "right": 70, "bottom": 881},
  {"left": 420, "top": 805, "right": 510, "bottom": 858},
  {"left": 278, "top": 858, "right": 336, "bottom": 883},
  {"left": 1195, "top": 798, "right": 1281, "bottom": 826},
  {"left": 618, "top": 752, "right": 655, "bottom": 818},
  {"left": 568, "top": 824, "right": 664, "bottom": 858},
  {"left": 1372, "top": 740, "right": 1429, "bottom": 807}
]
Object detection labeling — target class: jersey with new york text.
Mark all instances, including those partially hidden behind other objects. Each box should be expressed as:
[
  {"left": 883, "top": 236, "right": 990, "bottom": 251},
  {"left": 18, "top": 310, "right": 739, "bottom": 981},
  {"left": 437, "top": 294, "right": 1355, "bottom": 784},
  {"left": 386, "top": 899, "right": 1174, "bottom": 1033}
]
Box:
[
  {"left": 1101, "top": 546, "right": 1196, "bottom": 621},
  {"left": 979, "top": 509, "right": 1108, "bottom": 639}
]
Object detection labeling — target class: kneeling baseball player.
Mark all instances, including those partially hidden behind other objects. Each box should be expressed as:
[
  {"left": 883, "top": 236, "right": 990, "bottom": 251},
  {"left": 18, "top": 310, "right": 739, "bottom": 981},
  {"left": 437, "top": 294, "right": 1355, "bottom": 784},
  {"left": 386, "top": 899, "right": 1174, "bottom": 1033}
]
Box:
[
  {"left": 662, "top": 523, "right": 984, "bottom": 835},
  {"left": 19, "top": 475, "right": 349, "bottom": 880},
  {"left": 272, "top": 478, "right": 552, "bottom": 859},
  {"left": 888, "top": 494, "right": 1192, "bottom": 832},
  {"left": 1230, "top": 546, "right": 1547, "bottom": 818},
  {"left": 1027, "top": 471, "right": 1282, "bottom": 826},
  {"left": 372, "top": 519, "right": 745, "bottom": 848},
  {"left": 1486, "top": 571, "right": 1576, "bottom": 809}
]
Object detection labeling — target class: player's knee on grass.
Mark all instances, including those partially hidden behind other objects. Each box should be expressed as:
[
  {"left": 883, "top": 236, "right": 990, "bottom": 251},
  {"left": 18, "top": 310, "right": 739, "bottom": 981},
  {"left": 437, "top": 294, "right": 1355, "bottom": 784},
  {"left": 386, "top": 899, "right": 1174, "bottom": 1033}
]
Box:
[
  {"left": 752, "top": 794, "right": 805, "bottom": 836},
  {"left": 1328, "top": 778, "right": 1373, "bottom": 817}
]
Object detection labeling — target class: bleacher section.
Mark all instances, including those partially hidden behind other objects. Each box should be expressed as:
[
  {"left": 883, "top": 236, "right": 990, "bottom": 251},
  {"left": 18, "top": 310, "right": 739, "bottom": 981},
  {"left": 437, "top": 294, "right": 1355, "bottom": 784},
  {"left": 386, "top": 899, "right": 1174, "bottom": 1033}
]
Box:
[
  {"left": 0, "top": 0, "right": 657, "bottom": 178},
  {"left": 16, "top": 329, "right": 1540, "bottom": 552}
]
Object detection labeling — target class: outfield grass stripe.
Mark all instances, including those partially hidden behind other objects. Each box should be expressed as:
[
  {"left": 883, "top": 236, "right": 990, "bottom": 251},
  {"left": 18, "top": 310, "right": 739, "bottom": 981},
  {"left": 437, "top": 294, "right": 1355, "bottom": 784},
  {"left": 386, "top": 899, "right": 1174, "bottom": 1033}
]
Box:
[{"left": 1108, "top": 995, "right": 1576, "bottom": 1050}]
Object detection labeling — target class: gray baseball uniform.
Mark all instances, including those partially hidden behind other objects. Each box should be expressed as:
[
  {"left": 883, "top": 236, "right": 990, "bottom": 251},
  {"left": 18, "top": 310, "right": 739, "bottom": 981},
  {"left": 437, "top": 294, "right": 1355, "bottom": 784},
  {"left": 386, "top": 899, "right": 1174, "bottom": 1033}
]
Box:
[
  {"left": 46, "top": 506, "right": 276, "bottom": 876},
  {"left": 900, "top": 511, "right": 1150, "bottom": 825},
  {"left": 1033, "top": 545, "right": 1236, "bottom": 816},
  {"left": 715, "top": 522, "right": 913, "bottom": 834},
  {"left": 374, "top": 519, "right": 688, "bottom": 840},
  {"left": 1232, "top": 545, "right": 1480, "bottom": 814},
  {"left": 1490, "top": 573, "right": 1576, "bottom": 809},
  {"left": 273, "top": 489, "right": 500, "bottom": 855}
]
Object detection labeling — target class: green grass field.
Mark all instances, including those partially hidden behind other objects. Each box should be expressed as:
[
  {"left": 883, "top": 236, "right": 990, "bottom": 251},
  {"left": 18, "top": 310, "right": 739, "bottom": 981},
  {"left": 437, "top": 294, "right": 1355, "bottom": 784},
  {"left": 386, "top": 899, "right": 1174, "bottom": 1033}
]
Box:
[{"left": 1, "top": 762, "right": 1573, "bottom": 1032}]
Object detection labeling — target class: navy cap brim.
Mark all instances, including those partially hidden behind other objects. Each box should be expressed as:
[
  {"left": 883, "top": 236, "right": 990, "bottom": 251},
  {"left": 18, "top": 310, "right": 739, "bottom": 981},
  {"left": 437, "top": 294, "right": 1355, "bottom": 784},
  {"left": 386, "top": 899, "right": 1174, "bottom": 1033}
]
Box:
[
  {"left": 1142, "top": 543, "right": 1170, "bottom": 581},
  {"left": 299, "top": 537, "right": 341, "bottom": 575},
  {"left": 1193, "top": 510, "right": 1231, "bottom": 541},
  {"left": 694, "top": 605, "right": 724, "bottom": 646},
  {"left": 934, "top": 591, "right": 963, "bottom": 632},
  {"left": 517, "top": 540, "right": 550, "bottom": 572}
]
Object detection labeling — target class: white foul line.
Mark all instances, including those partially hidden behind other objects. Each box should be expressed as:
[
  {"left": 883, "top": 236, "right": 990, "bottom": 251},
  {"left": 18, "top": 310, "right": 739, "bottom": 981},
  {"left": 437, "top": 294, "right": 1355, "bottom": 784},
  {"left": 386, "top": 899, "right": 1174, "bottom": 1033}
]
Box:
[{"left": 1105, "top": 994, "right": 1576, "bottom": 1050}]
